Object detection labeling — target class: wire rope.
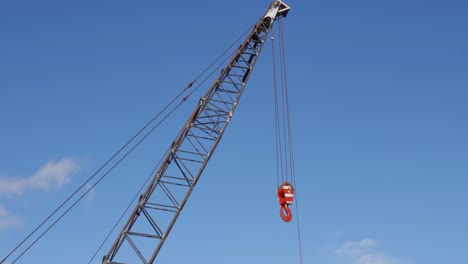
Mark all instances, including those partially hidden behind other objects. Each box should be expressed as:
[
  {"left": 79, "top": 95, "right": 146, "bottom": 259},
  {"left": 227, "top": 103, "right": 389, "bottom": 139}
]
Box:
[
  {"left": 0, "top": 85, "right": 190, "bottom": 264},
  {"left": 271, "top": 26, "right": 284, "bottom": 187},
  {"left": 87, "top": 25, "right": 250, "bottom": 264},
  {"left": 10, "top": 95, "right": 186, "bottom": 264},
  {"left": 88, "top": 28, "right": 246, "bottom": 263},
  {"left": 271, "top": 17, "right": 303, "bottom": 264},
  {"left": 1, "top": 23, "right": 253, "bottom": 264},
  {"left": 279, "top": 17, "right": 303, "bottom": 264}
]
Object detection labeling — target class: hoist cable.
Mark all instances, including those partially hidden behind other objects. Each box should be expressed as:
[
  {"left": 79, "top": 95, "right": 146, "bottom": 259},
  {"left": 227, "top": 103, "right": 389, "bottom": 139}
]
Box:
[
  {"left": 87, "top": 30, "right": 249, "bottom": 263},
  {"left": 279, "top": 78, "right": 290, "bottom": 184},
  {"left": 10, "top": 97, "right": 187, "bottom": 264},
  {"left": 278, "top": 17, "right": 303, "bottom": 264},
  {"left": 272, "top": 17, "right": 303, "bottom": 263},
  {"left": 294, "top": 193, "right": 303, "bottom": 264},
  {"left": 88, "top": 29, "right": 247, "bottom": 263},
  {"left": 279, "top": 21, "right": 288, "bottom": 183},
  {"left": 278, "top": 25, "right": 291, "bottom": 184},
  {"left": 0, "top": 85, "right": 191, "bottom": 264},
  {"left": 14, "top": 48, "right": 235, "bottom": 261},
  {"left": 279, "top": 18, "right": 295, "bottom": 187},
  {"left": 271, "top": 27, "right": 283, "bottom": 187},
  {"left": 1, "top": 24, "right": 252, "bottom": 264},
  {"left": 87, "top": 26, "right": 251, "bottom": 264},
  {"left": 8, "top": 55, "right": 237, "bottom": 263}
]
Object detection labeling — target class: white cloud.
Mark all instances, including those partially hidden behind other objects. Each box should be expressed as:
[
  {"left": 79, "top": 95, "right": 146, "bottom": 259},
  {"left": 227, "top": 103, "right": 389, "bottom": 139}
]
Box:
[
  {"left": 0, "top": 204, "right": 22, "bottom": 229},
  {"left": 355, "top": 254, "right": 399, "bottom": 264},
  {"left": 337, "top": 239, "right": 408, "bottom": 264},
  {"left": 337, "top": 239, "right": 378, "bottom": 256},
  {"left": 0, "top": 158, "right": 80, "bottom": 195}
]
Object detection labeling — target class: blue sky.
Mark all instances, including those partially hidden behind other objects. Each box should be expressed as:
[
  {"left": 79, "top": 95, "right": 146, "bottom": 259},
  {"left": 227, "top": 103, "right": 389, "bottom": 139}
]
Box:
[{"left": 1, "top": 0, "right": 467, "bottom": 263}]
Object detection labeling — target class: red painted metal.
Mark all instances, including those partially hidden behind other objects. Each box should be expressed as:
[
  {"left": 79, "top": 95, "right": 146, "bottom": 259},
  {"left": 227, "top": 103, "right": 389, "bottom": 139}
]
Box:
[
  {"left": 279, "top": 204, "right": 292, "bottom": 222},
  {"left": 277, "top": 182, "right": 294, "bottom": 222}
]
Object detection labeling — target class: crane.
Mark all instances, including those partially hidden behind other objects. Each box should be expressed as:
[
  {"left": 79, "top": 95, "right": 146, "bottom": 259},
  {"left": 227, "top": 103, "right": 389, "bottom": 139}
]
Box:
[
  {"left": 0, "top": 2, "right": 295, "bottom": 264},
  {"left": 99, "top": 1, "right": 290, "bottom": 263}
]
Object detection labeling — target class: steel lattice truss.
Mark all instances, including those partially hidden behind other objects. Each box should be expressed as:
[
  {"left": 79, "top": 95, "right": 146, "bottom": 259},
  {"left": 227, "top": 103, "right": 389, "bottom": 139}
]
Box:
[{"left": 103, "top": 2, "right": 290, "bottom": 263}]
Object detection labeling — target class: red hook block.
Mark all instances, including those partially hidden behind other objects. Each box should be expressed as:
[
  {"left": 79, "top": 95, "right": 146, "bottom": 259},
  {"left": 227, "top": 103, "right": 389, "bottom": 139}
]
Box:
[{"left": 277, "top": 182, "right": 294, "bottom": 222}]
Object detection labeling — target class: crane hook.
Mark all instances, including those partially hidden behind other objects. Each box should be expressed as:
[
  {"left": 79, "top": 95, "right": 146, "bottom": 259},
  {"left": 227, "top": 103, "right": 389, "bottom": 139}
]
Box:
[
  {"left": 280, "top": 204, "right": 293, "bottom": 222},
  {"left": 277, "top": 181, "right": 294, "bottom": 222}
]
